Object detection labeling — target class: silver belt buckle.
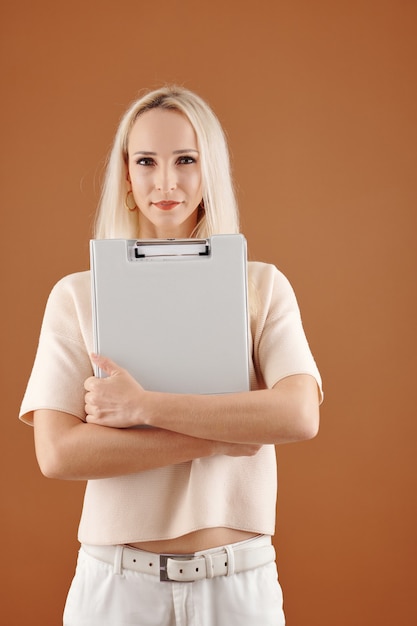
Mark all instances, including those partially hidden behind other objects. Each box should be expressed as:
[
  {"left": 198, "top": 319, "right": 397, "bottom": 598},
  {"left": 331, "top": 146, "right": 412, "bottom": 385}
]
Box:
[{"left": 160, "top": 553, "right": 195, "bottom": 582}]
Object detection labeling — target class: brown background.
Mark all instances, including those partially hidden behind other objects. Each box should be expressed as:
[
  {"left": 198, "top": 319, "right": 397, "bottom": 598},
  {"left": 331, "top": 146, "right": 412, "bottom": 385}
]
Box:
[{"left": 1, "top": 0, "right": 416, "bottom": 624}]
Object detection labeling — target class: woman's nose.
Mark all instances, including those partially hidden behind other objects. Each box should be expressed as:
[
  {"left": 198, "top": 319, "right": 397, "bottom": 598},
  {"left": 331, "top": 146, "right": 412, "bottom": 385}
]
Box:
[{"left": 155, "top": 166, "right": 177, "bottom": 192}]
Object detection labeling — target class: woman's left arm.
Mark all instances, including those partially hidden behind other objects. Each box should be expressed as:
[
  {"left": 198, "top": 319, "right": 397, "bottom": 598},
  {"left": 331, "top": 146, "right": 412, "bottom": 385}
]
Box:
[{"left": 85, "top": 354, "right": 320, "bottom": 445}]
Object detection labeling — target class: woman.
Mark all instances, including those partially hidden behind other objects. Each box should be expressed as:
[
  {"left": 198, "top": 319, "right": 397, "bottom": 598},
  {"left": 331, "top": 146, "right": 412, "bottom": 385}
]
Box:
[{"left": 20, "top": 85, "right": 323, "bottom": 625}]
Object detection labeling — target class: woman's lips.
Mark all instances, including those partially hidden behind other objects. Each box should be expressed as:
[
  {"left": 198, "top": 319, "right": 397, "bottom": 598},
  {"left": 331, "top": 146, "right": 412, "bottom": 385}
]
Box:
[{"left": 153, "top": 201, "right": 181, "bottom": 211}]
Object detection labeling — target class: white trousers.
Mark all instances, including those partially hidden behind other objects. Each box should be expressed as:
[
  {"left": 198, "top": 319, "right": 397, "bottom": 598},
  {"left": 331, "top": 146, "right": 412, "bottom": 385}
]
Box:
[{"left": 63, "top": 535, "right": 285, "bottom": 625}]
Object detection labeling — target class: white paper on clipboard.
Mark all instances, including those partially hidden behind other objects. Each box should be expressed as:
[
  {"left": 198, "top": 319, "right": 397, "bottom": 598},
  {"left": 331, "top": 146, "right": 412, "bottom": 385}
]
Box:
[{"left": 90, "top": 234, "right": 250, "bottom": 395}]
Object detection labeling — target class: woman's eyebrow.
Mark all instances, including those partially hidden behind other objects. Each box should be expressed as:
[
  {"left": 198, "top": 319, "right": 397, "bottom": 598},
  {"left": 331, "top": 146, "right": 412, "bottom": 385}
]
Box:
[
  {"left": 132, "top": 149, "right": 199, "bottom": 156},
  {"left": 172, "top": 149, "right": 199, "bottom": 154}
]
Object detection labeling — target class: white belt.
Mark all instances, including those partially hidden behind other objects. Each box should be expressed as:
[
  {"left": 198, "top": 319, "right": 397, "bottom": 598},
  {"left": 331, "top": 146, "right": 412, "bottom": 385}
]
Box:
[{"left": 82, "top": 540, "right": 275, "bottom": 582}]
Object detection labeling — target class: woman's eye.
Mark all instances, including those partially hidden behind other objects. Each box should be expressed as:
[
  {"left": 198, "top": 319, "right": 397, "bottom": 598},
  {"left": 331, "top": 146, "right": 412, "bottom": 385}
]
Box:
[
  {"left": 136, "top": 157, "right": 155, "bottom": 166},
  {"left": 177, "top": 156, "right": 196, "bottom": 165}
]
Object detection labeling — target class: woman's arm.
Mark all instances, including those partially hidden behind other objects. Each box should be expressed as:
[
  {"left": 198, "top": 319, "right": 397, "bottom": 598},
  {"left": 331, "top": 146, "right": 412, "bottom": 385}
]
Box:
[
  {"left": 33, "top": 409, "right": 262, "bottom": 481},
  {"left": 147, "top": 373, "right": 320, "bottom": 444},
  {"left": 85, "top": 354, "right": 320, "bottom": 445}
]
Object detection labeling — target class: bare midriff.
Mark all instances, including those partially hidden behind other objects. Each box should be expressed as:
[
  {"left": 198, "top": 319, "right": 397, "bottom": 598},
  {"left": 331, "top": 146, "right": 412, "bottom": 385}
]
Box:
[{"left": 127, "top": 528, "right": 258, "bottom": 554}]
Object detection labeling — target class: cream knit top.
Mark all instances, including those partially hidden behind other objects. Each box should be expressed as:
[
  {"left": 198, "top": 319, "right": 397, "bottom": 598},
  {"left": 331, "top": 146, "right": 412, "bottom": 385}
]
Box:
[{"left": 20, "top": 262, "right": 322, "bottom": 545}]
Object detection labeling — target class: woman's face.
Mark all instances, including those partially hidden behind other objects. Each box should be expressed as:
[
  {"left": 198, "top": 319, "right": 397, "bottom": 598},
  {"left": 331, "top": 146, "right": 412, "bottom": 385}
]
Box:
[{"left": 127, "top": 108, "right": 203, "bottom": 239}]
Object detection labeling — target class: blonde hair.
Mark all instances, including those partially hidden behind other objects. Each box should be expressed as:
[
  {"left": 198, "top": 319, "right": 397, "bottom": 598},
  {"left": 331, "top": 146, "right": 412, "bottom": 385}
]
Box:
[{"left": 94, "top": 85, "right": 239, "bottom": 239}]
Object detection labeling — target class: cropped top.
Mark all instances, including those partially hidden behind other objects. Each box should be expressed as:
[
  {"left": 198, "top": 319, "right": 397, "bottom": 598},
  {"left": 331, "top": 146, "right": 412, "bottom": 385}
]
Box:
[{"left": 20, "top": 261, "right": 322, "bottom": 545}]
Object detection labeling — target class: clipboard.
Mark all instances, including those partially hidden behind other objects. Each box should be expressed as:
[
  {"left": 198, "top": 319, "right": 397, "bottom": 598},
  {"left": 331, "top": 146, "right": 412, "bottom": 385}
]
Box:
[{"left": 90, "top": 234, "right": 250, "bottom": 394}]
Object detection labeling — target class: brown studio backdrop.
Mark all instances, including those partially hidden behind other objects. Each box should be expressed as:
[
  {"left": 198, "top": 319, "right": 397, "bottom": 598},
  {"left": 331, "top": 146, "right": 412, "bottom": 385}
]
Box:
[{"left": 1, "top": 0, "right": 416, "bottom": 624}]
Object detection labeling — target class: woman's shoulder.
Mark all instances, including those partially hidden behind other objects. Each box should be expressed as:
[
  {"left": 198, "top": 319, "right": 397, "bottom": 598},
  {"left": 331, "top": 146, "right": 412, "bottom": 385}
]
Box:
[
  {"left": 248, "top": 260, "right": 293, "bottom": 292},
  {"left": 48, "top": 270, "right": 91, "bottom": 302},
  {"left": 52, "top": 269, "right": 90, "bottom": 289},
  {"left": 43, "top": 271, "right": 91, "bottom": 331}
]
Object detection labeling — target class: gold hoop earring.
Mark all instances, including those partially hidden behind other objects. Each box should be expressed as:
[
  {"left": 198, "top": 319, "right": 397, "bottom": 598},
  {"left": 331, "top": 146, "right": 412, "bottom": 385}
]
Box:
[{"left": 124, "top": 191, "right": 137, "bottom": 212}]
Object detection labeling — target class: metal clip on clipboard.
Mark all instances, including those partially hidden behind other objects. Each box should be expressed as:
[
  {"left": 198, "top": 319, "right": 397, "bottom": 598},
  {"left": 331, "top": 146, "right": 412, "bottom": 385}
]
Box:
[{"left": 130, "top": 239, "right": 210, "bottom": 259}]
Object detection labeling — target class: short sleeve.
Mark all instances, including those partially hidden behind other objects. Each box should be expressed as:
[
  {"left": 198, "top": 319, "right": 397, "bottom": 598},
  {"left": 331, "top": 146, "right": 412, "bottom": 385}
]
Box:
[
  {"left": 19, "top": 271, "right": 94, "bottom": 425},
  {"left": 249, "top": 262, "right": 323, "bottom": 402}
]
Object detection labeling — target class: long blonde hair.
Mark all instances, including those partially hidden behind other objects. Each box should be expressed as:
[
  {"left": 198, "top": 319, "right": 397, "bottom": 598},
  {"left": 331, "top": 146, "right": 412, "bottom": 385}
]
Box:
[{"left": 94, "top": 85, "right": 239, "bottom": 239}]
